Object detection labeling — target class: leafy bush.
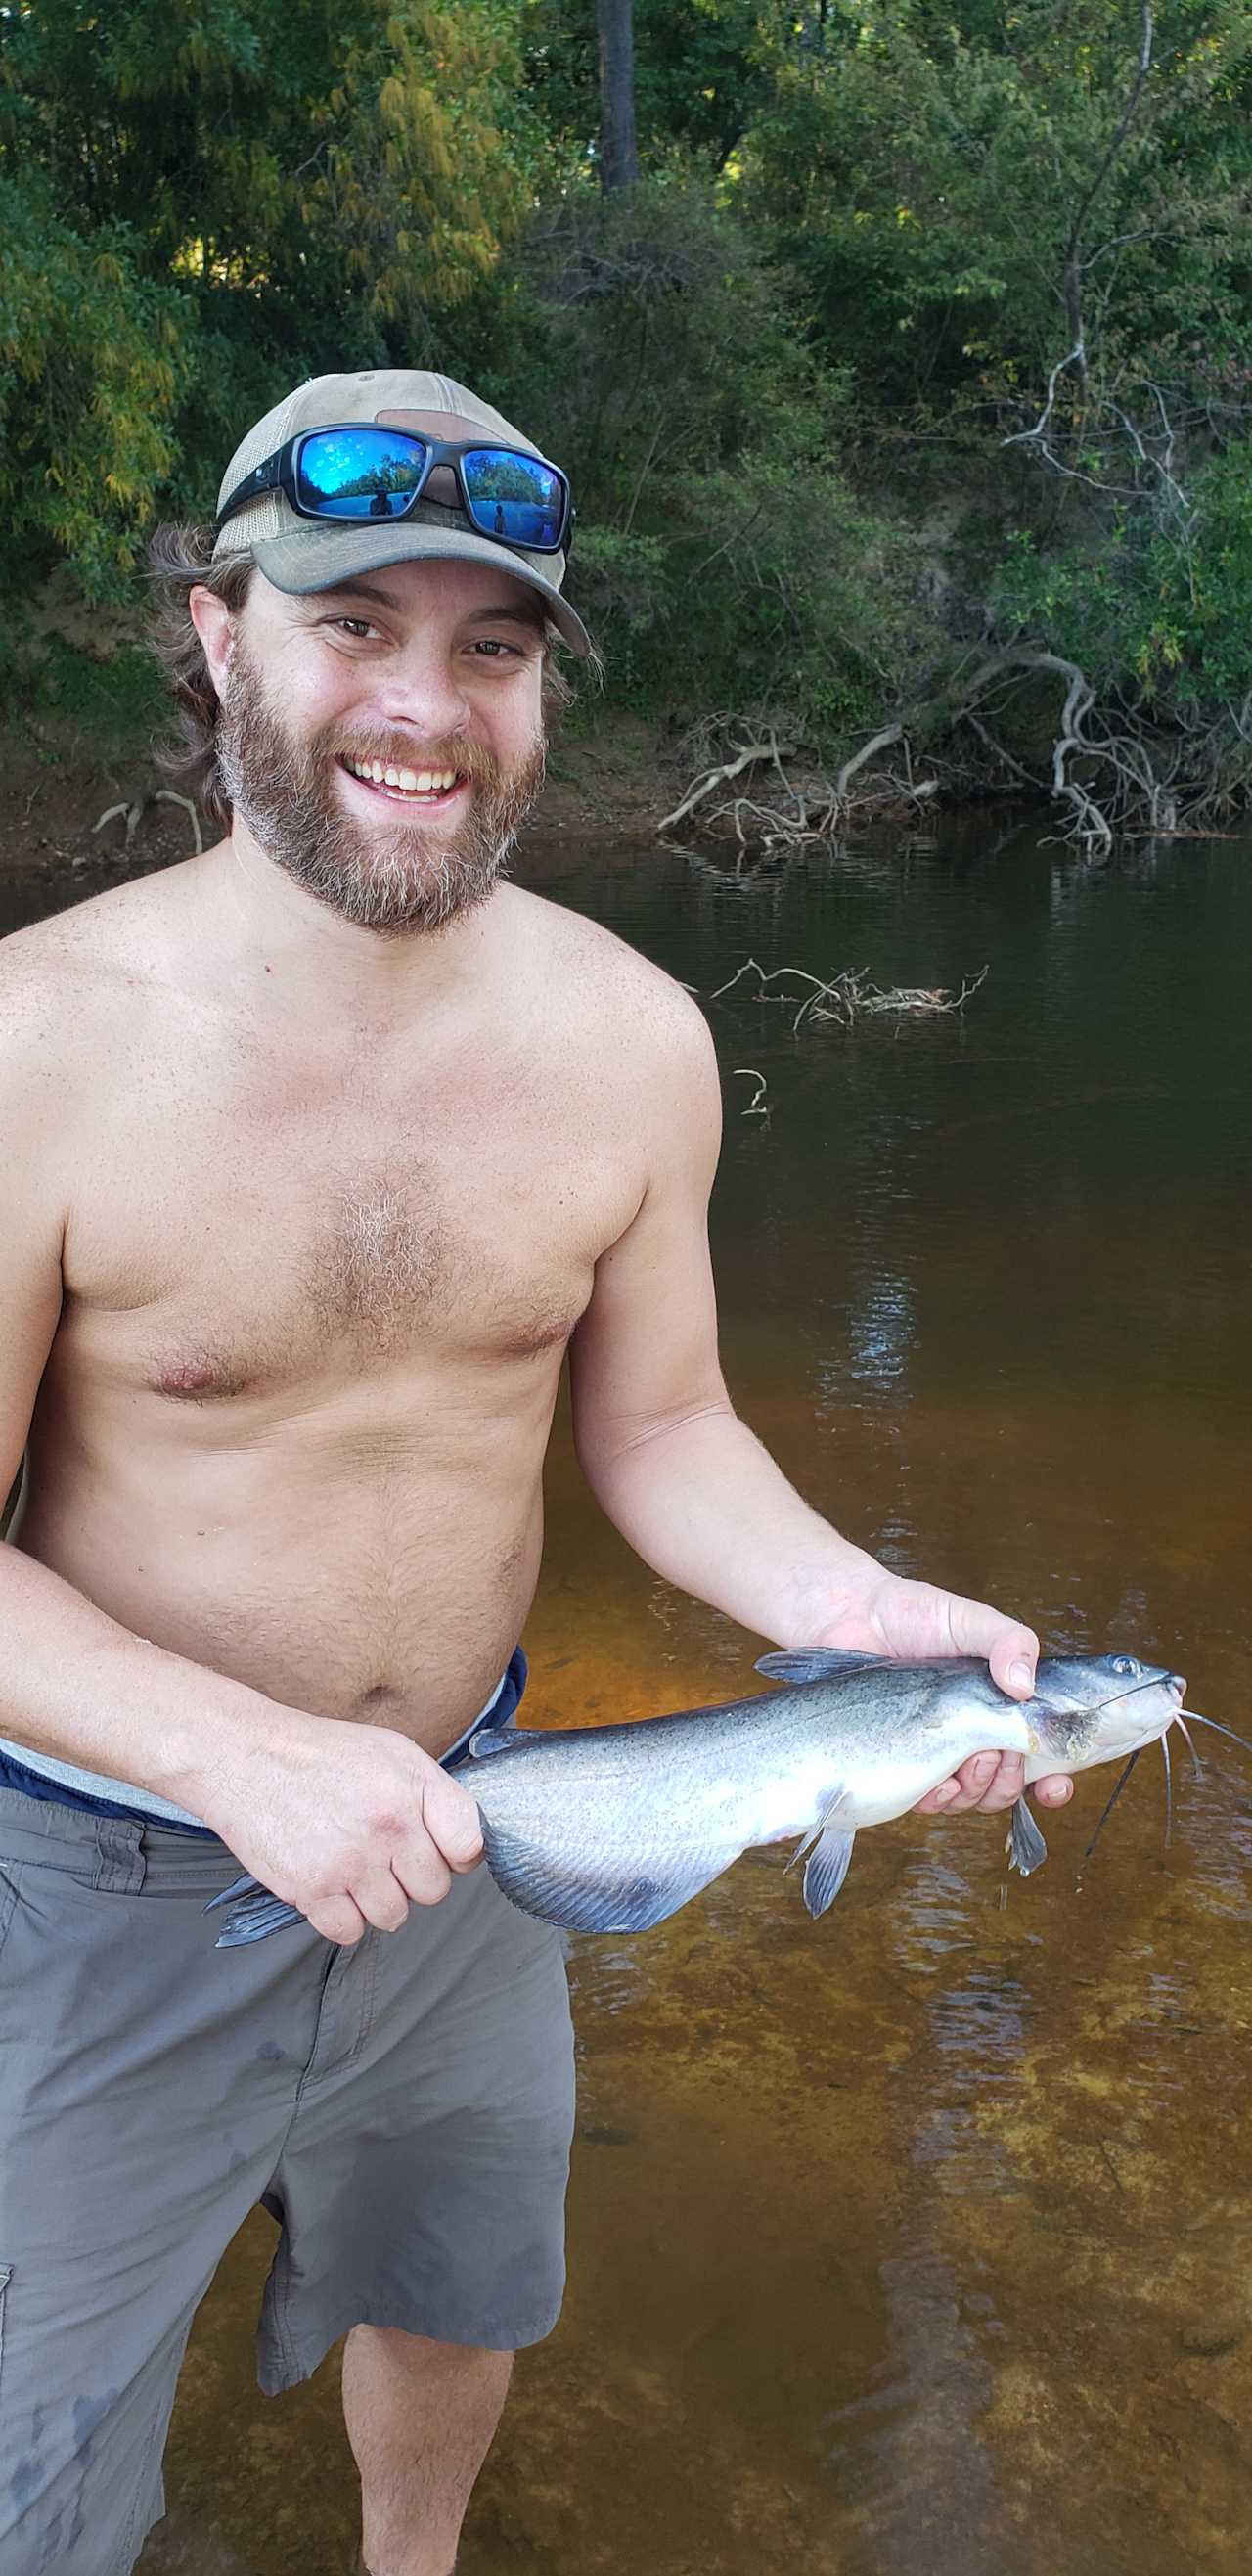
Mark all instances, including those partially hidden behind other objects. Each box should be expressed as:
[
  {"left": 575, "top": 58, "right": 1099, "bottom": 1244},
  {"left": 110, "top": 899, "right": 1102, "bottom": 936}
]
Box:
[
  {"left": 994, "top": 441, "right": 1252, "bottom": 718},
  {"left": 0, "top": 176, "right": 195, "bottom": 598},
  {"left": 494, "top": 179, "right": 938, "bottom": 740}
]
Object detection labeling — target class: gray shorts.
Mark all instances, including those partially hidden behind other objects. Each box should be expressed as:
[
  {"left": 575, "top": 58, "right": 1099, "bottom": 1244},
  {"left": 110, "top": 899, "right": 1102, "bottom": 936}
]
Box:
[{"left": 0, "top": 1783, "right": 575, "bottom": 2576}]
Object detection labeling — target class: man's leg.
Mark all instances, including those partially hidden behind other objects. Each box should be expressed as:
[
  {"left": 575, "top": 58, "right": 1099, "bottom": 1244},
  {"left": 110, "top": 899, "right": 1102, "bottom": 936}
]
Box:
[
  {"left": 0, "top": 1793, "right": 329, "bottom": 2574},
  {"left": 343, "top": 2324, "right": 513, "bottom": 2576}
]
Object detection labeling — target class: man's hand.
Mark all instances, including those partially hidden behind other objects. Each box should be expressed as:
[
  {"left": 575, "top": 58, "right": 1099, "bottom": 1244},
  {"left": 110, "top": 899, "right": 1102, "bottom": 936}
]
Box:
[
  {"left": 199, "top": 1712, "right": 485, "bottom": 1944},
  {"left": 811, "top": 1571, "right": 1074, "bottom": 1822}
]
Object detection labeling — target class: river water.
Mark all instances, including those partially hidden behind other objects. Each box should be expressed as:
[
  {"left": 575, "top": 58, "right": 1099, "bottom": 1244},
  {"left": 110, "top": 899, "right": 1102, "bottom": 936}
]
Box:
[{"left": 5, "top": 815, "right": 1250, "bottom": 2572}]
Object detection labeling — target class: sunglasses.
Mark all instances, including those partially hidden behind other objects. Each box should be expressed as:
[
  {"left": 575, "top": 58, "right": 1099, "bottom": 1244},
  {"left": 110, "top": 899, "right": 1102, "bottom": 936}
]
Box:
[{"left": 216, "top": 424, "right": 574, "bottom": 555}]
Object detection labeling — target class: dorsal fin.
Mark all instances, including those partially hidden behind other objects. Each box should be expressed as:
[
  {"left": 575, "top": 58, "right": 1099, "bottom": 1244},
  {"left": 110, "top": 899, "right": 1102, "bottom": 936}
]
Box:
[{"left": 755, "top": 1649, "right": 893, "bottom": 1686}]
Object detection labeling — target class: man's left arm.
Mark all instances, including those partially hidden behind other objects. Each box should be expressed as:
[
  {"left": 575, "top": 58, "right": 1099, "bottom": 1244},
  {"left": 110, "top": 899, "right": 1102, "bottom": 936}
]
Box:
[{"left": 568, "top": 1000, "right": 1071, "bottom": 1822}]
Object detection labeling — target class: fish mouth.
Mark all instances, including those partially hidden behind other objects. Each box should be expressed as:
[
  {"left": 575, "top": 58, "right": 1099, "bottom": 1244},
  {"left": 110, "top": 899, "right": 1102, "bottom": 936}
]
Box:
[{"left": 1096, "top": 1669, "right": 1186, "bottom": 1720}]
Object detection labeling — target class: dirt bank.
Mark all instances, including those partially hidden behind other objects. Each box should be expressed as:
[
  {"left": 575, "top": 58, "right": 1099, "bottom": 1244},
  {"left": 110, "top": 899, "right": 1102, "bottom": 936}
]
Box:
[{"left": 0, "top": 693, "right": 674, "bottom": 893}]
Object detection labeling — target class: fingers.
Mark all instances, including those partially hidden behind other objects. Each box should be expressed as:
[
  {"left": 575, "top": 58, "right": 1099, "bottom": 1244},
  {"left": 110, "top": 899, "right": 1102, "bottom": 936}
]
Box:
[
  {"left": 935, "top": 1592, "right": 1039, "bottom": 1697},
  {"left": 304, "top": 1850, "right": 451, "bottom": 1943},
  {"left": 421, "top": 1767, "right": 486, "bottom": 1874},
  {"left": 392, "top": 1843, "right": 454, "bottom": 1910},
  {"left": 917, "top": 1759, "right": 1077, "bottom": 1820},
  {"left": 312, "top": 1846, "right": 459, "bottom": 1941},
  {"left": 1032, "top": 1773, "right": 1074, "bottom": 1809},
  {"left": 917, "top": 1750, "right": 1026, "bottom": 1816},
  {"left": 305, "top": 1891, "right": 369, "bottom": 1946},
  {"left": 351, "top": 1869, "right": 416, "bottom": 1934},
  {"left": 989, "top": 1626, "right": 1040, "bottom": 1699}
]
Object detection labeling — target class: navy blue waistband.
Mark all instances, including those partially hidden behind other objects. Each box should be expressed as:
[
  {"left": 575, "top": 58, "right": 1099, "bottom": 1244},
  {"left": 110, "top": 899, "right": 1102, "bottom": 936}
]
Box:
[{"left": 0, "top": 1650, "right": 528, "bottom": 1837}]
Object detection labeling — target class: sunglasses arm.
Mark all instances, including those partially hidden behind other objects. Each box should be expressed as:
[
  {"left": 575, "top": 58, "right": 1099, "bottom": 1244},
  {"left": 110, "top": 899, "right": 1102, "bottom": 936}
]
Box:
[{"left": 215, "top": 450, "right": 288, "bottom": 530}]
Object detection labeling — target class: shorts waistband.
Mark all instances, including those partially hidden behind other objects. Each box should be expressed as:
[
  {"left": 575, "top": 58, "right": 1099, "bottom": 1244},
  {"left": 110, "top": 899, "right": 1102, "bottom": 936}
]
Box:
[
  {"left": 0, "top": 1648, "right": 527, "bottom": 1886},
  {"left": 0, "top": 1789, "right": 237, "bottom": 1892}
]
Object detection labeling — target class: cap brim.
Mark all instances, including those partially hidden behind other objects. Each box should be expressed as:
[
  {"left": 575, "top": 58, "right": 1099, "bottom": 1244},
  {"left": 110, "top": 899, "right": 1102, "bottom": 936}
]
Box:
[{"left": 250, "top": 522, "right": 593, "bottom": 658}]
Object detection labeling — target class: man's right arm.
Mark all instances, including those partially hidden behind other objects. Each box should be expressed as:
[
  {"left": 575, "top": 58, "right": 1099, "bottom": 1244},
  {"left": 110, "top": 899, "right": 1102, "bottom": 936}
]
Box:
[{"left": 0, "top": 1006, "right": 481, "bottom": 1942}]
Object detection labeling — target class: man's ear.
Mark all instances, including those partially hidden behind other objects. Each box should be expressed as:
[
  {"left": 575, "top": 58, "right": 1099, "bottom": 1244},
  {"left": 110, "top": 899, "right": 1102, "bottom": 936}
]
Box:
[{"left": 189, "top": 586, "right": 237, "bottom": 695}]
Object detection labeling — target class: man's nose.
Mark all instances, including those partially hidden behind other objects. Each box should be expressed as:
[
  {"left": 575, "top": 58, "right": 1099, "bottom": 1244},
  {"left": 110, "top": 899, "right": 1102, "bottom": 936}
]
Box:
[{"left": 376, "top": 652, "right": 470, "bottom": 738}]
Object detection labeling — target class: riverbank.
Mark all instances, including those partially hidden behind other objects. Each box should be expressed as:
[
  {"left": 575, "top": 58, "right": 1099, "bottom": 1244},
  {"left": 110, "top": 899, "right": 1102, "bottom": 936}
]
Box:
[{"left": 1, "top": 694, "right": 674, "bottom": 887}]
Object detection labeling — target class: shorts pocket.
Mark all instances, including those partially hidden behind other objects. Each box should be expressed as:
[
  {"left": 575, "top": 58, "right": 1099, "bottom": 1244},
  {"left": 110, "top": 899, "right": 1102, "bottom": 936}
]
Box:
[
  {"left": 0, "top": 1866, "right": 21, "bottom": 1963},
  {"left": 0, "top": 2264, "right": 11, "bottom": 2385}
]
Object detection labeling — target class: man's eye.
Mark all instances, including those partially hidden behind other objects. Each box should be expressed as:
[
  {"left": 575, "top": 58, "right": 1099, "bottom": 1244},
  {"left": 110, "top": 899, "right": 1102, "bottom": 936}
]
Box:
[{"left": 336, "top": 618, "right": 374, "bottom": 639}]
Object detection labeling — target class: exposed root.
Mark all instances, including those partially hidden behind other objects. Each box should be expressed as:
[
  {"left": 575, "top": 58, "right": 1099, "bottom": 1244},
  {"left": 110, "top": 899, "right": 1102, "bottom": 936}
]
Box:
[
  {"left": 660, "top": 660, "right": 1250, "bottom": 858},
  {"left": 92, "top": 789, "right": 204, "bottom": 856},
  {"left": 659, "top": 713, "right": 936, "bottom": 863},
  {"left": 92, "top": 799, "right": 144, "bottom": 842}
]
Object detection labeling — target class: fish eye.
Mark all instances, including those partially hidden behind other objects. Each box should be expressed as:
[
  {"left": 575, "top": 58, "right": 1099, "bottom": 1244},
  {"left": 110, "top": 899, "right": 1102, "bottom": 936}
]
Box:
[{"left": 1109, "top": 1654, "right": 1140, "bottom": 1680}]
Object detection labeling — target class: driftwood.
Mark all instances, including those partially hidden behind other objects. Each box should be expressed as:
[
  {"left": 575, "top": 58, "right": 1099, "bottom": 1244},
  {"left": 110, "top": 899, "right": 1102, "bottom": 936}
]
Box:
[
  {"left": 730, "top": 1066, "right": 770, "bottom": 1118},
  {"left": 710, "top": 957, "right": 989, "bottom": 1034},
  {"left": 945, "top": 648, "right": 1250, "bottom": 850}
]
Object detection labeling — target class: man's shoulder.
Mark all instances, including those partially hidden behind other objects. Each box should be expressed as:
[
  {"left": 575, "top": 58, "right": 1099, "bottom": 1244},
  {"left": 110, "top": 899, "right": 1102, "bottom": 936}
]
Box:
[
  {"left": 0, "top": 864, "right": 194, "bottom": 1063},
  {"left": 503, "top": 882, "right": 715, "bottom": 1063}
]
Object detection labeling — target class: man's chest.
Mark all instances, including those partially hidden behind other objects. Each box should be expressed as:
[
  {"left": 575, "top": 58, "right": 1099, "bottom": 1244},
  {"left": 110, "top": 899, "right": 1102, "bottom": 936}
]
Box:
[{"left": 58, "top": 1054, "right": 641, "bottom": 1403}]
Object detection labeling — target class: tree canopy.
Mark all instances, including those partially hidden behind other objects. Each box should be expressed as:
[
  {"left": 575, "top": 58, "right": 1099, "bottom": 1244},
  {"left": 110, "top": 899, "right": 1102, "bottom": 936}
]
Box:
[{"left": 4, "top": 0, "right": 1250, "bottom": 830}]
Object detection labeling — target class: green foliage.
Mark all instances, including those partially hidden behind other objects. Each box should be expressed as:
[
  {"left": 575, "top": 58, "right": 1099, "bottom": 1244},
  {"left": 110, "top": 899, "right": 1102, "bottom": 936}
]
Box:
[
  {"left": 490, "top": 180, "right": 927, "bottom": 729},
  {"left": 1, "top": 0, "right": 1249, "bottom": 800},
  {"left": 994, "top": 442, "right": 1252, "bottom": 714},
  {"left": 523, "top": 0, "right": 769, "bottom": 174},
  {"left": 20, "top": 635, "right": 167, "bottom": 746},
  {"left": 1, "top": 0, "right": 542, "bottom": 584},
  {"left": 0, "top": 173, "right": 195, "bottom": 597},
  {"left": 741, "top": 0, "right": 1252, "bottom": 419}
]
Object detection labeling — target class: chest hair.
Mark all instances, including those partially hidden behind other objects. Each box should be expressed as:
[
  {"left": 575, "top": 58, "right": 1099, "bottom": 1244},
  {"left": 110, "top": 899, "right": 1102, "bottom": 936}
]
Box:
[{"left": 306, "top": 1177, "right": 453, "bottom": 1350}]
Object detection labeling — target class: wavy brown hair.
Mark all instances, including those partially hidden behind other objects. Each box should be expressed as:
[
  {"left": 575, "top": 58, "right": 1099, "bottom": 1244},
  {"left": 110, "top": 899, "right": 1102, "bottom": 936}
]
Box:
[
  {"left": 147, "top": 523, "right": 256, "bottom": 832},
  {"left": 147, "top": 520, "right": 578, "bottom": 836}
]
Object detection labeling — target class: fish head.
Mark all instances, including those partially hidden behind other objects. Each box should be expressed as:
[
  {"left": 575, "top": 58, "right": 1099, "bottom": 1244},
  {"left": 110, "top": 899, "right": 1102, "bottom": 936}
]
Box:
[{"left": 1029, "top": 1652, "right": 1186, "bottom": 1773}]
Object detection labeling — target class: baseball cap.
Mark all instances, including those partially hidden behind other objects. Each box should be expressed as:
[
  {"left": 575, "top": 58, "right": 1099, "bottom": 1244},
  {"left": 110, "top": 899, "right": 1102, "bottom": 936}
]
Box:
[{"left": 212, "top": 368, "right": 592, "bottom": 658}]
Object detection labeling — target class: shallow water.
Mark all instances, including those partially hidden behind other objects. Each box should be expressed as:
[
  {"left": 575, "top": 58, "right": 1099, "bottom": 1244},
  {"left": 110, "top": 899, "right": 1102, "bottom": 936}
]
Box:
[{"left": 6, "top": 815, "right": 1251, "bottom": 2571}]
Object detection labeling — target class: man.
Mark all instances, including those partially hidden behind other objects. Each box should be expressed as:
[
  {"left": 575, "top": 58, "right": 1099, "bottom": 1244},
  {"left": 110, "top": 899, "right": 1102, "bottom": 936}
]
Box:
[{"left": 0, "top": 370, "right": 1072, "bottom": 2576}]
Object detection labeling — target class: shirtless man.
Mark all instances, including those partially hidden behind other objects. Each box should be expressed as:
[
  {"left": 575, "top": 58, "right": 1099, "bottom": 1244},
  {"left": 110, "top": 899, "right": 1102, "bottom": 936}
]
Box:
[{"left": 0, "top": 370, "right": 1072, "bottom": 2576}]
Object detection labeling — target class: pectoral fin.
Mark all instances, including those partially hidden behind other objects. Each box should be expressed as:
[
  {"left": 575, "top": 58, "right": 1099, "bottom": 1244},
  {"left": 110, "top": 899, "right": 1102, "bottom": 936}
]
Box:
[
  {"left": 787, "top": 1788, "right": 856, "bottom": 1918},
  {"left": 801, "top": 1826, "right": 857, "bottom": 1917},
  {"left": 1007, "top": 1796, "right": 1049, "bottom": 1876}
]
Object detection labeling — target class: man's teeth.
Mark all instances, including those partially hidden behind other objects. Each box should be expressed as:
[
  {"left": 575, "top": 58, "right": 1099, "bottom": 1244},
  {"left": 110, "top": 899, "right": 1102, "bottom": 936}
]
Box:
[{"left": 342, "top": 757, "right": 461, "bottom": 793}]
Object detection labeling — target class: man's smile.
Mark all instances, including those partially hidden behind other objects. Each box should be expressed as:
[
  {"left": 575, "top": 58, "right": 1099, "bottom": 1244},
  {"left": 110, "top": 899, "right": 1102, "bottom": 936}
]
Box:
[{"left": 336, "top": 754, "right": 469, "bottom": 808}]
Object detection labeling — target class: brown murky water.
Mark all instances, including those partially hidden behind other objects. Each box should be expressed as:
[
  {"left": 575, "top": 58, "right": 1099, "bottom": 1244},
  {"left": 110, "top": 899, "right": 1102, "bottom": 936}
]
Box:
[{"left": 5, "top": 817, "right": 1251, "bottom": 2572}]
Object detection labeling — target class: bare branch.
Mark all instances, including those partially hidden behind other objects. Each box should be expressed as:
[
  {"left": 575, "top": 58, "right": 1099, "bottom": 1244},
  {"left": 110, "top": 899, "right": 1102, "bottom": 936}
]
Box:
[
  {"left": 1007, "top": 5, "right": 1154, "bottom": 444},
  {"left": 658, "top": 737, "right": 782, "bottom": 833},
  {"left": 1066, "top": 4, "right": 1154, "bottom": 264},
  {"left": 833, "top": 723, "right": 904, "bottom": 799}
]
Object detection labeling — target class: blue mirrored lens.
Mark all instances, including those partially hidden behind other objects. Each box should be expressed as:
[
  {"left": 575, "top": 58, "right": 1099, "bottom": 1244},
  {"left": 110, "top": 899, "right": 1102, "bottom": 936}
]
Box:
[
  {"left": 462, "top": 449, "right": 565, "bottom": 550},
  {"left": 296, "top": 429, "right": 426, "bottom": 520}
]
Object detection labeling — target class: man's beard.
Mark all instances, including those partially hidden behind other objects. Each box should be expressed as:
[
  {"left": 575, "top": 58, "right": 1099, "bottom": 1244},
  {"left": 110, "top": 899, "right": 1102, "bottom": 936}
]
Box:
[{"left": 214, "top": 652, "right": 545, "bottom": 934}]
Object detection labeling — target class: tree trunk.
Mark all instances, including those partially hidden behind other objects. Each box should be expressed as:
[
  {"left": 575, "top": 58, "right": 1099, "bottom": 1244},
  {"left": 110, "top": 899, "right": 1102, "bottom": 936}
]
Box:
[{"left": 597, "top": 0, "right": 639, "bottom": 194}]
